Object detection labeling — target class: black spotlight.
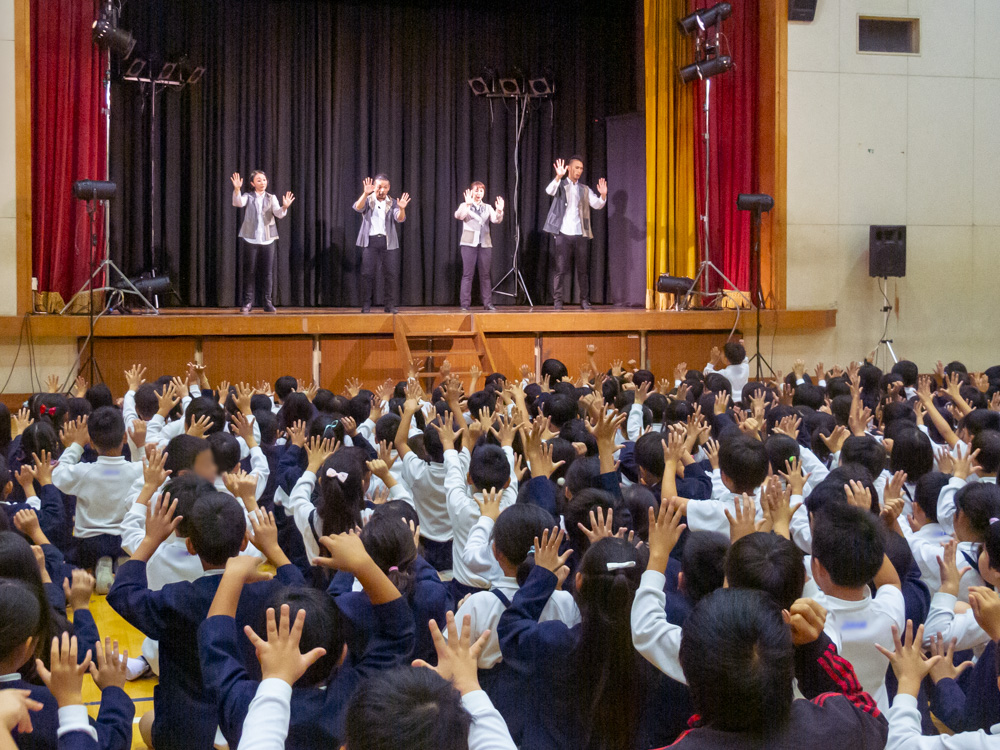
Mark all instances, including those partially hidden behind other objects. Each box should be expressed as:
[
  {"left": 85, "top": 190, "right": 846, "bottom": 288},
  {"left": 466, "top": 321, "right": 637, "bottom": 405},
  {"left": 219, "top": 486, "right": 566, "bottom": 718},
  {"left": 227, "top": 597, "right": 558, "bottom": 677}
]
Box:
[
  {"left": 92, "top": 19, "right": 136, "bottom": 58},
  {"left": 656, "top": 275, "right": 695, "bottom": 296},
  {"left": 72, "top": 180, "right": 117, "bottom": 201},
  {"left": 124, "top": 58, "right": 146, "bottom": 77},
  {"left": 679, "top": 55, "right": 733, "bottom": 83},
  {"left": 700, "top": 2, "right": 732, "bottom": 27},
  {"left": 499, "top": 77, "right": 522, "bottom": 96},
  {"left": 528, "top": 77, "right": 553, "bottom": 96},
  {"left": 115, "top": 272, "right": 172, "bottom": 297},
  {"left": 736, "top": 193, "right": 775, "bottom": 213},
  {"left": 468, "top": 77, "right": 490, "bottom": 96},
  {"left": 678, "top": 11, "right": 706, "bottom": 35}
]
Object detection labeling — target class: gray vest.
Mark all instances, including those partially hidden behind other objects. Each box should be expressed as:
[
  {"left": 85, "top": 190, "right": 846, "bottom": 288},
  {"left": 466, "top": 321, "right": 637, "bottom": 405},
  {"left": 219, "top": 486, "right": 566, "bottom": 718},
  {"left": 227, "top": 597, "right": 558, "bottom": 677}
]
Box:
[
  {"left": 457, "top": 202, "right": 495, "bottom": 248},
  {"left": 354, "top": 195, "right": 401, "bottom": 250},
  {"left": 239, "top": 192, "right": 279, "bottom": 241},
  {"left": 543, "top": 180, "right": 593, "bottom": 239}
]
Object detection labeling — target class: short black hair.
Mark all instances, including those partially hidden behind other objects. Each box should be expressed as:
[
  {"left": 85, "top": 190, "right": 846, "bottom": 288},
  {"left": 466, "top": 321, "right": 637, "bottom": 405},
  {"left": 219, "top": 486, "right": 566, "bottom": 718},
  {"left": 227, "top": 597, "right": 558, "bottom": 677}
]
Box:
[
  {"left": 621, "top": 484, "right": 657, "bottom": 542},
  {"left": 704, "top": 372, "right": 732, "bottom": 396},
  {"left": 891, "top": 360, "right": 919, "bottom": 388},
  {"left": 466, "top": 391, "right": 498, "bottom": 421},
  {"left": 811, "top": 503, "right": 884, "bottom": 587},
  {"left": 718, "top": 433, "right": 769, "bottom": 493},
  {"left": 973, "top": 430, "right": 1000, "bottom": 474},
  {"left": 955, "top": 482, "right": 1000, "bottom": 540},
  {"left": 347, "top": 395, "right": 372, "bottom": 425},
  {"left": 373, "top": 173, "right": 390, "bottom": 183},
  {"left": 723, "top": 342, "right": 746, "bottom": 365},
  {"left": 564, "top": 456, "right": 601, "bottom": 495},
  {"left": 840, "top": 436, "right": 887, "bottom": 479},
  {"left": 264, "top": 586, "right": 342, "bottom": 687},
  {"left": 375, "top": 413, "right": 402, "bottom": 445},
  {"left": 680, "top": 531, "right": 728, "bottom": 602},
  {"left": 184, "top": 397, "right": 227, "bottom": 436},
  {"left": 468, "top": 444, "right": 509, "bottom": 492},
  {"left": 568, "top": 155, "right": 584, "bottom": 165},
  {"left": 253, "top": 409, "right": 278, "bottom": 446},
  {"left": 208, "top": 431, "right": 242, "bottom": 474},
  {"left": 134, "top": 383, "right": 159, "bottom": 421},
  {"left": 541, "top": 393, "right": 578, "bottom": 428},
  {"left": 274, "top": 376, "right": 297, "bottom": 401},
  {"left": 67, "top": 397, "right": 92, "bottom": 421},
  {"left": 163, "top": 434, "right": 212, "bottom": 475},
  {"left": 680, "top": 588, "right": 794, "bottom": 733},
  {"left": 764, "top": 434, "right": 800, "bottom": 475},
  {"left": 540, "top": 358, "right": 568, "bottom": 384},
  {"left": 84, "top": 383, "right": 114, "bottom": 410},
  {"left": 725, "top": 532, "right": 805, "bottom": 609},
  {"left": 87, "top": 406, "right": 126, "bottom": 452},
  {"left": 250, "top": 394, "right": 273, "bottom": 414},
  {"left": 345, "top": 668, "right": 471, "bottom": 750},
  {"left": 422, "top": 419, "right": 445, "bottom": 463},
  {"left": 959, "top": 409, "right": 1000, "bottom": 438},
  {"left": 187, "top": 490, "right": 246, "bottom": 565},
  {"left": 913, "top": 472, "right": 950, "bottom": 523},
  {"left": 889, "top": 427, "right": 933, "bottom": 481},
  {"left": 162, "top": 474, "right": 215, "bottom": 538},
  {"left": 829, "top": 395, "right": 853, "bottom": 426},
  {"left": 792, "top": 384, "right": 825, "bottom": 411},
  {"left": 634, "top": 431, "right": 667, "bottom": 478},
  {"left": 564, "top": 488, "right": 618, "bottom": 556},
  {"left": 492, "top": 504, "right": 555, "bottom": 579}
]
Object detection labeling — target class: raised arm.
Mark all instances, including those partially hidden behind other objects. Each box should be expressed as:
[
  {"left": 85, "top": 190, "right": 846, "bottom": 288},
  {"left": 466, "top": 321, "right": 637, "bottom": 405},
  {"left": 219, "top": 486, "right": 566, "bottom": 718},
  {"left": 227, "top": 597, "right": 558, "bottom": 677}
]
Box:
[{"left": 353, "top": 177, "right": 374, "bottom": 212}]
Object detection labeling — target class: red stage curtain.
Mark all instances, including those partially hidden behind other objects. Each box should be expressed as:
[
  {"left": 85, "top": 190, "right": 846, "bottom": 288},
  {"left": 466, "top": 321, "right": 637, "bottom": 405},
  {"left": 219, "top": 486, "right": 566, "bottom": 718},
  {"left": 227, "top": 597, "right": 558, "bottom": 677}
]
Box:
[
  {"left": 691, "top": 0, "right": 758, "bottom": 296},
  {"left": 31, "top": 0, "right": 107, "bottom": 308}
]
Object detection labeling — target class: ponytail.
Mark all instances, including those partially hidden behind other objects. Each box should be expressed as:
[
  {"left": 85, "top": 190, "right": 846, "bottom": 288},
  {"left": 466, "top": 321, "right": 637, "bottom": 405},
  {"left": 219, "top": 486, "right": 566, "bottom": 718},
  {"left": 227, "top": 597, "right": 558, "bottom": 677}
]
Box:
[
  {"left": 359, "top": 513, "right": 417, "bottom": 597},
  {"left": 317, "top": 452, "right": 366, "bottom": 536}
]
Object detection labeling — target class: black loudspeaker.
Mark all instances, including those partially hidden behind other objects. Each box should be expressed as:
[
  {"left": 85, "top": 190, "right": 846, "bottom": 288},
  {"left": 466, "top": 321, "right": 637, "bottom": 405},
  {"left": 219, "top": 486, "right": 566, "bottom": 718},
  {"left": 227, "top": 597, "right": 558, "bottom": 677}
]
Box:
[
  {"left": 788, "top": 0, "right": 818, "bottom": 22},
  {"left": 868, "top": 225, "right": 906, "bottom": 278}
]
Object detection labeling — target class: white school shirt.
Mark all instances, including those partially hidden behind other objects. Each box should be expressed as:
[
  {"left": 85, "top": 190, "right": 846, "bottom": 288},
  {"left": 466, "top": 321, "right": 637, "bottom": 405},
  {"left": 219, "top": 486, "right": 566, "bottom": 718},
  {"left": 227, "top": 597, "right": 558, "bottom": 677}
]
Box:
[
  {"left": 886, "top": 693, "right": 1000, "bottom": 750},
  {"left": 461, "top": 516, "right": 504, "bottom": 584},
  {"left": 235, "top": 679, "right": 517, "bottom": 750},
  {"left": 452, "top": 575, "right": 580, "bottom": 669},
  {"left": 900, "top": 521, "right": 983, "bottom": 598},
  {"left": 443, "top": 447, "right": 519, "bottom": 588},
  {"left": 369, "top": 197, "right": 390, "bottom": 236},
  {"left": 682, "top": 476, "right": 764, "bottom": 537},
  {"left": 234, "top": 191, "right": 287, "bottom": 245},
  {"left": 630, "top": 570, "right": 687, "bottom": 683},
  {"left": 51, "top": 443, "right": 145, "bottom": 537},
  {"left": 923, "top": 591, "right": 992, "bottom": 652},
  {"left": 703, "top": 358, "right": 750, "bottom": 399},
  {"left": 211, "top": 446, "right": 271, "bottom": 500},
  {"left": 813, "top": 585, "right": 906, "bottom": 713},
  {"left": 544, "top": 178, "right": 606, "bottom": 236},
  {"left": 938, "top": 475, "right": 997, "bottom": 536},
  {"left": 400, "top": 451, "right": 452, "bottom": 542}
]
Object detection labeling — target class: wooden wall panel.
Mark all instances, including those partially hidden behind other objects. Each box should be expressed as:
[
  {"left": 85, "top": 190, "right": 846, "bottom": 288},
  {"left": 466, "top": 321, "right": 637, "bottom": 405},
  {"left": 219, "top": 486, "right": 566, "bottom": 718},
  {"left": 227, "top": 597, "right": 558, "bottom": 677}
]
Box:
[
  {"left": 201, "top": 337, "right": 314, "bottom": 388},
  {"left": 484, "top": 335, "right": 536, "bottom": 378},
  {"left": 320, "top": 337, "right": 400, "bottom": 393},
  {"left": 89, "top": 338, "right": 199, "bottom": 397},
  {"left": 646, "top": 332, "right": 737, "bottom": 379},
  {"left": 540, "top": 333, "right": 640, "bottom": 380}
]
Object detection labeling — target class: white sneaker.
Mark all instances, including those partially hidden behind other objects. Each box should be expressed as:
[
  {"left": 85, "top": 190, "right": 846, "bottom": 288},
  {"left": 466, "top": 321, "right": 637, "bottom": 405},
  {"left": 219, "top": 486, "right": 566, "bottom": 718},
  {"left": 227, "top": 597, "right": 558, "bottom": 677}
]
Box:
[
  {"left": 125, "top": 656, "right": 151, "bottom": 681},
  {"left": 95, "top": 556, "right": 114, "bottom": 595}
]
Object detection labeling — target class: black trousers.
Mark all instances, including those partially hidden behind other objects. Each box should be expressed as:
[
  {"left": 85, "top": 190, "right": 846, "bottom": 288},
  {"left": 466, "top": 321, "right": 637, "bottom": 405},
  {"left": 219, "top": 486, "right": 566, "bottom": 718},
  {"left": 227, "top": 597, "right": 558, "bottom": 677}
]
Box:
[
  {"left": 241, "top": 240, "right": 276, "bottom": 307},
  {"left": 551, "top": 233, "right": 591, "bottom": 305},
  {"left": 460, "top": 244, "right": 493, "bottom": 308},
  {"left": 360, "top": 235, "right": 400, "bottom": 310}
]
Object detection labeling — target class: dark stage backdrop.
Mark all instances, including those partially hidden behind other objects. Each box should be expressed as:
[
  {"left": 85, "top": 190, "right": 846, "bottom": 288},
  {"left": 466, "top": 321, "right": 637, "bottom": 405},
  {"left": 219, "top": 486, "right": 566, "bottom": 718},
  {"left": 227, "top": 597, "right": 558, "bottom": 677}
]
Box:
[{"left": 109, "top": 0, "right": 639, "bottom": 308}]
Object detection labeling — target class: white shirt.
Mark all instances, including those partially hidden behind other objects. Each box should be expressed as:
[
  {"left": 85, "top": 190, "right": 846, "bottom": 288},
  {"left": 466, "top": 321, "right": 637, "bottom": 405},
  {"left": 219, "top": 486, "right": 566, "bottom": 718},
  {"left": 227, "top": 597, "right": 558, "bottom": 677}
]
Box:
[
  {"left": 703, "top": 358, "right": 751, "bottom": 398},
  {"left": 886, "top": 693, "right": 1000, "bottom": 750},
  {"left": 443, "top": 447, "right": 519, "bottom": 588},
  {"left": 813, "top": 584, "right": 906, "bottom": 713},
  {"left": 900, "top": 521, "right": 983, "bottom": 598},
  {"left": 234, "top": 191, "right": 287, "bottom": 246},
  {"left": 630, "top": 569, "right": 686, "bottom": 683},
  {"left": 51, "top": 443, "right": 145, "bottom": 537},
  {"left": 455, "top": 201, "right": 502, "bottom": 247},
  {"left": 401, "top": 452, "right": 452, "bottom": 542},
  {"left": 369, "top": 197, "right": 390, "bottom": 236},
  {"left": 235, "top": 679, "right": 516, "bottom": 750},
  {"left": 937, "top": 475, "right": 997, "bottom": 536},
  {"left": 923, "top": 591, "right": 992, "bottom": 652},
  {"left": 545, "top": 178, "right": 606, "bottom": 236},
  {"left": 452, "top": 574, "right": 580, "bottom": 669}
]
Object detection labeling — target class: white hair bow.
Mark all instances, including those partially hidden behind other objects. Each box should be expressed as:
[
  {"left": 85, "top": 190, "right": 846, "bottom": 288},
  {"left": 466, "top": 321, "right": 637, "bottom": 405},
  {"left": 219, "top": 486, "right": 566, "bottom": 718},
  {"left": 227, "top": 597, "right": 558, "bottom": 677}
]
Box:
[
  {"left": 606, "top": 561, "right": 636, "bottom": 571},
  {"left": 325, "top": 469, "right": 349, "bottom": 482}
]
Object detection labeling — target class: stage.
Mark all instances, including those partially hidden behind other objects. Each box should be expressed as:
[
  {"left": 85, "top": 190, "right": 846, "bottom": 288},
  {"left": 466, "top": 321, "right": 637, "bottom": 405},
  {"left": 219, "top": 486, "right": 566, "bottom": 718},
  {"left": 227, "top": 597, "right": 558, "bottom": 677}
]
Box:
[{"left": 5, "top": 306, "right": 836, "bottom": 401}]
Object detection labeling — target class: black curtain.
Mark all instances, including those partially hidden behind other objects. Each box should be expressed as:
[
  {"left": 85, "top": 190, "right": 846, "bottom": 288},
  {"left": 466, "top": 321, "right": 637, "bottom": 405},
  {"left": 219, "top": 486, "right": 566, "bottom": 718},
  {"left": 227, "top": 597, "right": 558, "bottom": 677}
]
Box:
[{"left": 109, "top": 0, "right": 639, "bottom": 308}]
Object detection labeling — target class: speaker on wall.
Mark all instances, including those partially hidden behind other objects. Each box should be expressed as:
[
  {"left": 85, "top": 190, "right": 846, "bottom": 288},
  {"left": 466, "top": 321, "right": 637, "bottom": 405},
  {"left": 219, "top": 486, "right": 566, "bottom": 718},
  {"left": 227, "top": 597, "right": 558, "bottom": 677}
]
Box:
[
  {"left": 868, "top": 225, "right": 906, "bottom": 278},
  {"left": 788, "top": 0, "right": 818, "bottom": 22}
]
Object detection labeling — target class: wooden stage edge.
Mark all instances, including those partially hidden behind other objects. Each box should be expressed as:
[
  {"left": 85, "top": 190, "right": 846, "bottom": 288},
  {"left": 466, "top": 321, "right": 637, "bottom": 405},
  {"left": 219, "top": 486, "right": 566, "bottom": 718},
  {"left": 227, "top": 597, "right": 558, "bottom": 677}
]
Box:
[{"left": 3, "top": 306, "right": 836, "bottom": 339}]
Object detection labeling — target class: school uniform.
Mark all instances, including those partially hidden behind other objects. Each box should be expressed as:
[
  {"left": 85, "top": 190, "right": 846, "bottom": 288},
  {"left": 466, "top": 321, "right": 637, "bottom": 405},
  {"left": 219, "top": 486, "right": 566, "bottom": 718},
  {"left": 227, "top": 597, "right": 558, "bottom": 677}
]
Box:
[
  {"left": 454, "top": 200, "right": 503, "bottom": 309},
  {"left": 232, "top": 678, "right": 516, "bottom": 750},
  {"left": 443, "top": 447, "right": 519, "bottom": 593},
  {"left": 233, "top": 190, "right": 288, "bottom": 310},
  {"left": 197, "top": 596, "right": 415, "bottom": 750},
  {"left": 106, "top": 558, "right": 304, "bottom": 750},
  {"left": 703, "top": 358, "right": 750, "bottom": 398},
  {"left": 354, "top": 194, "right": 405, "bottom": 312},
  {"left": 929, "top": 638, "right": 1000, "bottom": 734},
  {"left": 399, "top": 452, "right": 454, "bottom": 570},
  {"left": 2, "top": 675, "right": 134, "bottom": 750},
  {"left": 1, "top": 482, "right": 67, "bottom": 551},
  {"left": 887, "top": 693, "right": 1000, "bottom": 749},
  {"left": 937, "top": 475, "right": 998, "bottom": 536},
  {"left": 331, "top": 556, "right": 452, "bottom": 664},
  {"left": 902, "top": 521, "right": 983, "bottom": 598}
]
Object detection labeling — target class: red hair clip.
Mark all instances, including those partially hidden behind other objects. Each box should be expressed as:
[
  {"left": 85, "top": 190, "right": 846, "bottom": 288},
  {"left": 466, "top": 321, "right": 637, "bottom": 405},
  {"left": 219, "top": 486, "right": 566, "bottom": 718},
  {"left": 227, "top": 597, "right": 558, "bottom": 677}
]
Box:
[{"left": 38, "top": 406, "right": 57, "bottom": 417}]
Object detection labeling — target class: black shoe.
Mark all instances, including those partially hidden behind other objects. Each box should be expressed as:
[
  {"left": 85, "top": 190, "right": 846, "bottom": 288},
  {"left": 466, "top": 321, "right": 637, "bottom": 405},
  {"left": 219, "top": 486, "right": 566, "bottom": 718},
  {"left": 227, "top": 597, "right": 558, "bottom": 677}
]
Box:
[
  {"left": 241, "top": 303, "right": 252, "bottom": 314},
  {"left": 263, "top": 302, "right": 277, "bottom": 313},
  {"left": 581, "top": 300, "right": 592, "bottom": 311},
  {"left": 484, "top": 304, "right": 496, "bottom": 311},
  {"left": 385, "top": 307, "right": 399, "bottom": 314},
  {"left": 461, "top": 306, "right": 471, "bottom": 312},
  {"left": 554, "top": 301, "right": 563, "bottom": 310},
  {"left": 361, "top": 306, "right": 371, "bottom": 314}
]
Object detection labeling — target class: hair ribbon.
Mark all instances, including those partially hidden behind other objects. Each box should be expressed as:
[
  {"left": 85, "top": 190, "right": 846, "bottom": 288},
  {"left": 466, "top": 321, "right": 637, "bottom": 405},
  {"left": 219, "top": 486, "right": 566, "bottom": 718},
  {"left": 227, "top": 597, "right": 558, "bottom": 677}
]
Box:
[
  {"left": 389, "top": 566, "right": 399, "bottom": 572},
  {"left": 325, "top": 469, "right": 349, "bottom": 482},
  {"left": 38, "top": 406, "right": 56, "bottom": 417},
  {"left": 991, "top": 518, "right": 999, "bottom": 525},
  {"left": 606, "top": 561, "right": 636, "bottom": 571}
]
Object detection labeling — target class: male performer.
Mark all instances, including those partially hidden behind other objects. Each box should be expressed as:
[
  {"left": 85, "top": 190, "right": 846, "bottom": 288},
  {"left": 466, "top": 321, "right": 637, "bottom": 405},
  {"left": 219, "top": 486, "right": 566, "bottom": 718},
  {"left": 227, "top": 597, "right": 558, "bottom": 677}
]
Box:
[
  {"left": 543, "top": 156, "right": 608, "bottom": 310},
  {"left": 454, "top": 182, "right": 504, "bottom": 311},
  {"left": 353, "top": 174, "right": 410, "bottom": 314},
  {"left": 231, "top": 171, "right": 295, "bottom": 313}
]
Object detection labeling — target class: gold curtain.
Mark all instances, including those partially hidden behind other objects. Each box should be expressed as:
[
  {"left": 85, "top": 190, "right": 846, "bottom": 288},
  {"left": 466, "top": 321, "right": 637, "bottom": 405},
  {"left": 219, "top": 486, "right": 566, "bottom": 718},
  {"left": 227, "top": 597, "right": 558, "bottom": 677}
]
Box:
[{"left": 644, "top": 0, "right": 698, "bottom": 309}]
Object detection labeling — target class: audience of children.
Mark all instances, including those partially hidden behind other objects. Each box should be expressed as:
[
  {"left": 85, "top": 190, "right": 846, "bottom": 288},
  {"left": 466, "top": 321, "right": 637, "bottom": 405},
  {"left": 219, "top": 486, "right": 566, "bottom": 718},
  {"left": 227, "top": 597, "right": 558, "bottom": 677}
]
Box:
[{"left": 2, "top": 349, "right": 1000, "bottom": 750}]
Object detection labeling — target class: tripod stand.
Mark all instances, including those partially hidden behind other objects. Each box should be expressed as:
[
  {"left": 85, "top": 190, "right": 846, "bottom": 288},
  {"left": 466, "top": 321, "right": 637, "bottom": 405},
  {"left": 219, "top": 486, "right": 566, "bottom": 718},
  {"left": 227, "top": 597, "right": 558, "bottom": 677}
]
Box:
[
  {"left": 492, "top": 94, "right": 535, "bottom": 307},
  {"left": 873, "top": 276, "right": 898, "bottom": 368},
  {"left": 736, "top": 193, "right": 775, "bottom": 379}
]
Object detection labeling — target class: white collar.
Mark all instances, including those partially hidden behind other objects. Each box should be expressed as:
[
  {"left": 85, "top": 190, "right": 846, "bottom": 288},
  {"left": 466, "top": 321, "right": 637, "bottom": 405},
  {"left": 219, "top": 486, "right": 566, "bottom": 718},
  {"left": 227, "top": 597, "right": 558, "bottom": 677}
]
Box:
[
  {"left": 492, "top": 576, "right": 519, "bottom": 594},
  {"left": 0, "top": 673, "right": 22, "bottom": 683}
]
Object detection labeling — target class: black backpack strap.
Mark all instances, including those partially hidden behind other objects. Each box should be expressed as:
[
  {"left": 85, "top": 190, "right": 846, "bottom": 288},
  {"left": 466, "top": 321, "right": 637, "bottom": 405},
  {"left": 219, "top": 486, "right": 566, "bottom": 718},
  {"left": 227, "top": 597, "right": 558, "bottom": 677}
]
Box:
[{"left": 490, "top": 588, "right": 511, "bottom": 608}]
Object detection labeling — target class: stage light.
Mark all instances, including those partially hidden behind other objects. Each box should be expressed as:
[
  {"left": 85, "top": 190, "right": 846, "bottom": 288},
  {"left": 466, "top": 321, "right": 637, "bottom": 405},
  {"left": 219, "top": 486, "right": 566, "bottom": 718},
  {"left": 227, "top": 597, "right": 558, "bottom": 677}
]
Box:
[
  {"left": 656, "top": 275, "right": 695, "bottom": 296},
  {"left": 468, "top": 77, "right": 489, "bottom": 96},
  {"left": 677, "top": 11, "right": 706, "bottom": 35},
  {"left": 124, "top": 58, "right": 147, "bottom": 77},
  {"left": 92, "top": 19, "right": 136, "bottom": 58},
  {"left": 678, "top": 2, "right": 732, "bottom": 34},
  {"left": 678, "top": 55, "right": 732, "bottom": 83},
  {"left": 115, "top": 272, "right": 172, "bottom": 297},
  {"left": 499, "top": 77, "right": 521, "bottom": 96},
  {"left": 528, "top": 77, "right": 553, "bottom": 96},
  {"left": 73, "top": 180, "right": 117, "bottom": 201},
  {"left": 736, "top": 193, "right": 775, "bottom": 213},
  {"left": 156, "top": 62, "right": 177, "bottom": 82},
  {"left": 186, "top": 66, "right": 206, "bottom": 85}
]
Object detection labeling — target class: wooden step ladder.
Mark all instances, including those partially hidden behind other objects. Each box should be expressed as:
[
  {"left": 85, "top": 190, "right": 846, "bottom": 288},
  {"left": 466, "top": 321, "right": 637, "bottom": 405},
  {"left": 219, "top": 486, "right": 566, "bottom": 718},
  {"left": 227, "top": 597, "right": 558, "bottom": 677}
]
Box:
[{"left": 393, "top": 315, "right": 496, "bottom": 388}]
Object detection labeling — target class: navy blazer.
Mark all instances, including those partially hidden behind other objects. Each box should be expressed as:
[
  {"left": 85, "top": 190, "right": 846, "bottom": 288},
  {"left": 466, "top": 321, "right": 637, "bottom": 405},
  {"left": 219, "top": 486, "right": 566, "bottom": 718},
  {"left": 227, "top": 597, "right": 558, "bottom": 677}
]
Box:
[
  {"left": 7, "top": 681, "right": 133, "bottom": 750},
  {"left": 197, "top": 596, "right": 415, "bottom": 749},
  {"left": 107, "top": 559, "right": 304, "bottom": 750},
  {"left": 931, "top": 639, "right": 999, "bottom": 733}
]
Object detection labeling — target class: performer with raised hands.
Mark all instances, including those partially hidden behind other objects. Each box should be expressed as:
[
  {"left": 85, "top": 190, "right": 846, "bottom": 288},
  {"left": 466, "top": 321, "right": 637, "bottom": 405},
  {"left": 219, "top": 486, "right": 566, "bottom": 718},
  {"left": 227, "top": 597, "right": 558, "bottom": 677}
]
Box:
[
  {"left": 231, "top": 171, "right": 295, "bottom": 314},
  {"left": 543, "top": 157, "right": 607, "bottom": 311},
  {"left": 353, "top": 175, "right": 411, "bottom": 314},
  {"left": 454, "top": 182, "right": 504, "bottom": 311}
]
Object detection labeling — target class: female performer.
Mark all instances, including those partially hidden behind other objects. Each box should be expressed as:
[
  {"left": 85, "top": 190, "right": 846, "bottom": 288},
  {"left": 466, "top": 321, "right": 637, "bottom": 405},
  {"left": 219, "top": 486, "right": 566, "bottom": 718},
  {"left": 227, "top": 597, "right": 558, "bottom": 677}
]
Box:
[
  {"left": 454, "top": 182, "right": 503, "bottom": 311},
  {"left": 231, "top": 171, "right": 295, "bottom": 313}
]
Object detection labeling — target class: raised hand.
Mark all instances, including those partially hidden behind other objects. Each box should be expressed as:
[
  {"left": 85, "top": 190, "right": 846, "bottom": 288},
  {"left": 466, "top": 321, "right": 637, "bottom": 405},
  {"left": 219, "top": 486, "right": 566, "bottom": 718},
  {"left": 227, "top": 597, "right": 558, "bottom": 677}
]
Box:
[
  {"left": 243, "top": 605, "right": 327, "bottom": 686},
  {"left": 72, "top": 375, "right": 87, "bottom": 398},
  {"left": 62, "top": 569, "right": 95, "bottom": 611},
  {"left": 533, "top": 527, "right": 572, "bottom": 573},
  {"left": 937, "top": 539, "right": 972, "bottom": 597},
  {"left": 786, "top": 598, "right": 827, "bottom": 646},
  {"left": 60, "top": 416, "right": 89, "bottom": 448},
  {"left": 144, "top": 492, "right": 182, "bottom": 548},
  {"left": 596, "top": 177, "right": 608, "bottom": 198},
  {"left": 927, "top": 634, "right": 974, "bottom": 684},
  {"left": 11, "top": 407, "right": 33, "bottom": 437},
  {"left": 282, "top": 191, "right": 295, "bottom": 209},
  {"left": 969, "top": 586, "right": 1000, "bottom": 641},
  {"left": 474, "top": 488, "right": 503, "bottom": 522},
  {"left": 35, "top": 634, "right": 92, "bottom": 708},
  {"left": 875, "top": 621, "right": 940, "bottom": 698},
  {"left": 494, "top": 196, "right": 504, "bottom": 212},
  {"left": 464, "top": 188, "right": 475, "bottom": 205},
  {"left": 305, "top": 435, "right": 337, "bottom": 474},
  {"left": 412, "top": 611, "right": 491, "bottom": 696},
  {"left": 647, "top": 499, "right": 687, "bottom": 573},
  {"left": 186, "top": 414, "right": 213, "bottom": 438},
  {"left": 554, "top": 159, "right": 568, "bottom": 178},
  {"left": 128, "top": 420, "right": 147, "bottom": 448},
  {"left": 315, "top": 531, "right": 374, "bottom": 574},
  {"left": 397, "top": 192, "right": 411, "bottom": 209},
  {"left": 45, "top": 374, "right": 61, "bottom": 393},
  {"left": 725, "top": 494, "right": 761, "bottom": 543},
  {"left": 89, "top": 637, "right": 128, "bottom": 692},
  {"left": 362, "top": 177, "right": 375, "bottom": 195},
  {"left": 231, "top": 172, "right": 243, "bottom": 191}
]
